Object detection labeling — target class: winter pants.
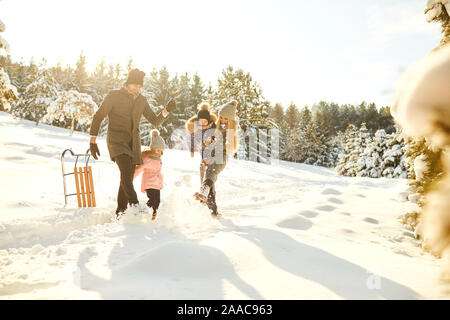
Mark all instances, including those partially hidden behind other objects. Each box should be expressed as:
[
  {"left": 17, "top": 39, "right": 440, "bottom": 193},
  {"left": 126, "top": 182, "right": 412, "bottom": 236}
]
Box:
[
  {"left": 201, "top": 159, "right": 227, "bottom": 214},
  {"left": 114, "top": 154, "right": 138, "bottom": 212},
  {"left": 146, "top": 189, "right": 161, "bottom": 213},
  {"left": 200, "top": 162, "right": 207, "bottom": 185}
]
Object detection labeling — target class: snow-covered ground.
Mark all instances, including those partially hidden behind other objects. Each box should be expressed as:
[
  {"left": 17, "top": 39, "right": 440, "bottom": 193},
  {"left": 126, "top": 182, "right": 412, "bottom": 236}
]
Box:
[{"left": 0, "top": 111, "right": 448, "bottom": 299}]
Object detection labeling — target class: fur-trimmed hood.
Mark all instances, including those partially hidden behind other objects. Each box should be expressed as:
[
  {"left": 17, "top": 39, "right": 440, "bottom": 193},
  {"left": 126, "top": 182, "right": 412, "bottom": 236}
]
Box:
[{"left": 185, "top": 113, "right": 218, "bottom": 133}]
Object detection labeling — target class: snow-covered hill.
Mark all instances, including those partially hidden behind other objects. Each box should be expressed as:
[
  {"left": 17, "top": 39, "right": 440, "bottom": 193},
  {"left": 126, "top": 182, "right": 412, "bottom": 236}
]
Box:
[{"left": 0, "top": 111, "right": 448, "bottom": 299}]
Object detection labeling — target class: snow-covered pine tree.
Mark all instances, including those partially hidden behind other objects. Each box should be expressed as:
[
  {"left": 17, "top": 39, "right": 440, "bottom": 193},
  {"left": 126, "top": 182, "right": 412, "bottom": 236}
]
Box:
[
  {"left": 357, "top": 128, "right": 407, "bottom": 179},
  {"left": 284, "top": 102, "right": 301, "bottom": 132},
  {"left": 281, "top": 103, "right": 301, "bottom": 162},
  {"left": 48, "top": 62, "right": 76, "bottom": 92},
  {"left": 269, "top": 103, "right": 287, "bottom": 160},
  {"left": 126, "top": 56, "right": 135, "bottom": 73},
  {"left": 90, "top": 58, "right": 112, "bottom": 137},
  {"left": 360, "top": 129, "right": 387, "bottom": 178},
  {"left": 308, "top": 107, "right": 337, "bottom": 167},
  {"left": 90, "top": 58, "right": 110, "bottom": 106},
  {"left": 270, "top": 103, "right": 284, "bottom": 126},
  {"left": 283, "top": 126, "right": 302, "bottom": 162},
  {"left": 327, "top": 133, "right": 345, "bottom": 168},
  {"left": 396, "top": 1, "right": 447, "bottom": 206},
  {"left": 298, "top": 122, "right": 327, "bottom": 165},
  {"left": 354, "top": 123, "right": 372, "bottom": 176},
  {"left": 1, "top": 56, "right": 27, "bottom": 101},
  {"left": 425, "top": 0, "right": 450, "bottom": 48},
  {"left": 103, "top": 62, "right": 124, "bottom": 91},
  {"left": 311, "top": 103, "right": 331, "bottom": 137},
  {"left": 392, "top": 3, "right": 450, "bottom": 244},
  {"left": 0, "top": 5, "right": 10, "bottom": 52},
  {"left": 49, "top": 62, "right": 64, "bottom": 91},
  {"left": 161, "top": 72, "right": 189, "bottom": 149},
  {"left": 141, "top": 66, "right": 178, "bottom": 145},
  {"left": 20, "top": 67, "right": 58, "bottom": 125},
  {"left": 189, "top": 73, "right": 206, "bottom": 115},
  {"left": 336, "top": 124, "right": 369, "bottom": 177},
  {"left": 114, "top": 63, "right": 124, "bottom": 87},
  {"left": 43, "top": 90, "right": 98, "bottom": 135},
  {"left": 365, "top": 102, "right": 380, "bottom": 132},
  {"left": 212, "top": 66, "right": 273, "bottom": 162},
  {"left": 0, "top": 68, "right": 18, "bottom": 112},
  {"left": 0, "top": 11, "right": 18, "bottom": 112},
  {"left": 145, "top": 66, "right": 176, "bottom": 108},
  {"left": 172, "top": 74, "right": 191, "bottom": 130},
  {"left": 402, "top": 137, "right": 444, "bottom": 205},
  {"left": 379, "top": 106, "right": 396, "bottom": 134},
  {"left": 381, "top": 128, "right": 408, "bottom": 178},
  {"left": 170, "top": 73, "right": 207, "bottom": 152},
  {"left": 74, "top": 52, "right": 89, "bottom": 93},
  {"left": 403, "top": 0, "right": 449, "bottom": 196}
]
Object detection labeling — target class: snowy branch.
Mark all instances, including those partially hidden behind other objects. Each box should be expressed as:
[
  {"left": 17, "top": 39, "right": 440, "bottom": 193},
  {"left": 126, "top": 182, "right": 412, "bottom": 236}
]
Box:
[{"left": 391, "top": 45, "right": 450, "bottom": 147}]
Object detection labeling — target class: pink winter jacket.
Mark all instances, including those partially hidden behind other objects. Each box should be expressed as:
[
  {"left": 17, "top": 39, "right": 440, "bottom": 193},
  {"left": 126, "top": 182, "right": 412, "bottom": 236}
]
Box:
[{"left": 133, "top": 157, "right": 163, "bottom": 192}]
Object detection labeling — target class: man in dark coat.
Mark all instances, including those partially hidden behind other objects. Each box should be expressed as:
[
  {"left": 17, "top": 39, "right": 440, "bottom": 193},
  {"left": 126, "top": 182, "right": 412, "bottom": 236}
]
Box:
[{"left": 89, "top": 68, "right": 176, "bottom": 217}]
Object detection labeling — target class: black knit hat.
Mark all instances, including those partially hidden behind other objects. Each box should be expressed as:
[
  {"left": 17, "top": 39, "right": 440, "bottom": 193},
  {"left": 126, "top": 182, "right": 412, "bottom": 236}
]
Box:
[
  {"left": 126, "top": 68, "right": 145, "bottom": 86},
  {"left": 197, "top": 109, "right": 210, "bottom": 121}
]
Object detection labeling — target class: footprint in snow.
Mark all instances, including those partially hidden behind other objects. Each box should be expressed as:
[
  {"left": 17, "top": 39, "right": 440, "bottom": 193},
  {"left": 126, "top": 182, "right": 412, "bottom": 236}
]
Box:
[
  {"left": 251, "top": 196, "right": 265, "bottom": 202},
  {"left": 315, "top": 205, "right": 336, "bottom": 212},
  {"left": 327, "top": 197, "right": 343, "bottom": 205},
  {"left": 298, "top": 210, "right": 319, "bottom": 218},
  {"left": 277, "top": 216, "right": 313, "bottom": 231},
  {"left": 321, "top": 188, "right": 341, "bottom": 195},
  {"left": 363, "top": 217, "right": 379, "bottom": 224}
]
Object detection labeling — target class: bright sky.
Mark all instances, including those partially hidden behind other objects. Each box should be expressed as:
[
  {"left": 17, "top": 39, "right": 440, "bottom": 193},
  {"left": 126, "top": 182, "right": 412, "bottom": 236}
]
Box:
[{"left": 0, "top": 0, "right": 442, "bottom": 108}]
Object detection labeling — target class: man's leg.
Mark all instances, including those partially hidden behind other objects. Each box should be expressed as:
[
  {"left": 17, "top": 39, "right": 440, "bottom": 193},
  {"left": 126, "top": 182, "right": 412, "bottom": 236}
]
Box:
[
  {"left": 115, "top": 154, "right": 138, "bottom": 212},
  {"left": 116, "top": 185, "right": 128, "bottom": 213}
]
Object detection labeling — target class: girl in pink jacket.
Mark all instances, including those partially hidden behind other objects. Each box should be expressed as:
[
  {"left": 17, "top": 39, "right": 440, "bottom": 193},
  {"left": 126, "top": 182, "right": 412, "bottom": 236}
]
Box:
[{"left": 134, "top": 129, "right": 165, "bottom": 220}]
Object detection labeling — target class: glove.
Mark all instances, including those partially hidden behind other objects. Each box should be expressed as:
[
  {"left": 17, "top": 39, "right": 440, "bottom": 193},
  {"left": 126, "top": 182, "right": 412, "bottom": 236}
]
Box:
[
  {"left": 204, "top": 137, "right": 214, "bottom": 147},
  {"left": 90, "top": 143, "right": 100, "bottom": 160},
  {"left": 165, "top": 99, "right": 176, "bottom": 113}
]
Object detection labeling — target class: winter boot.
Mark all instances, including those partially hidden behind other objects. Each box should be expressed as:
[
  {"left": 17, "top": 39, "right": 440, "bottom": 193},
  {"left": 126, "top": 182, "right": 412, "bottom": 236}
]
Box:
[
  {"left": 211, "top": 211, "right": 221, "bottom": 219},
  {"left": 115, "top": 208, "right": 125, "bottom": 219},
  {"left": 127, "top": 203, "right": 149, "bottom": 216},
  {"left": 152, "top": 210, "right": 157, "bottom": 221},
  {"left": 194, "top": 183, "right": 210, "bottom": 203}
]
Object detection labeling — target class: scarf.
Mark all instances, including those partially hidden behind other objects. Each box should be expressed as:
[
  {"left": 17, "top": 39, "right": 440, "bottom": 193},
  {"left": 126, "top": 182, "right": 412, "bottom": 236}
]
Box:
[{"left": 123, "top": 85, "right": 139, "bottom": 100}]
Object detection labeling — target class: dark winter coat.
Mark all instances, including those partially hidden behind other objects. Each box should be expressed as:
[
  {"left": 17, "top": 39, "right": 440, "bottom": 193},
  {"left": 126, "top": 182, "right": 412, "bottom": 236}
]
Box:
[{"left": 90, "top": 87, "right": 166, "bottom": 165}]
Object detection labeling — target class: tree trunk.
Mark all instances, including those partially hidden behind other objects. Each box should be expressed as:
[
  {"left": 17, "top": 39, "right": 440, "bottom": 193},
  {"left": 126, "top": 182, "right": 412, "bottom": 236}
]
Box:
[{"left": 70, "top": 118, "right": 75, "bottom": 136}]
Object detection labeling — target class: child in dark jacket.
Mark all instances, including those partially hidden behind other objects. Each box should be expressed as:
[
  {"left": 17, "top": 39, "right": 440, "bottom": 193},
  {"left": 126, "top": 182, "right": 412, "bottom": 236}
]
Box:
[{"left": 185, "top": 103, "right": 218, "bottom": 185}]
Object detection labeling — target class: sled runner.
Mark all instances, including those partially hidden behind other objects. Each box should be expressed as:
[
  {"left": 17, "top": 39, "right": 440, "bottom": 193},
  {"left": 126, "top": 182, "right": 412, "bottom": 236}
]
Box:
[{"left": 61, "top": 149, "right": 96, "bottom": 208}]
